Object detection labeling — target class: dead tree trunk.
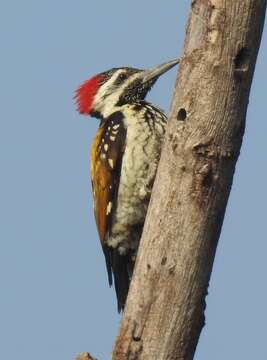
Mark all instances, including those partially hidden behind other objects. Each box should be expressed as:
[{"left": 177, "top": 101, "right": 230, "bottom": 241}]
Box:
[{"left": 111, "top": 1, "right": 266, "bottom": 359}]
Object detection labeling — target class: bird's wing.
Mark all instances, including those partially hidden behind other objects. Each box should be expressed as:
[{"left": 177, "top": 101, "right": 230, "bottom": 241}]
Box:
[{"left": 90, "top": 111, "right": 126, "bottom": 284}]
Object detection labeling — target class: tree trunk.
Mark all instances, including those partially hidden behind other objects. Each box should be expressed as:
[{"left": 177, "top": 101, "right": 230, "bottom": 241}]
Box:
[{"left": 111, "top": 1, "right": 266, "bottom": 359}]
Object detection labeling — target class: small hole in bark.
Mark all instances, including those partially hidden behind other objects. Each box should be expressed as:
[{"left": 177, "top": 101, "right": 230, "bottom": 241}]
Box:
[
  {"left": 234, "top": 47, "right": 249, "bottom": 70},
  {"left": 161, "top": 256, "right": 167, "bottom": 266},
  {"left": 177, "top": 108, "right": 187, "bottom": 121}
]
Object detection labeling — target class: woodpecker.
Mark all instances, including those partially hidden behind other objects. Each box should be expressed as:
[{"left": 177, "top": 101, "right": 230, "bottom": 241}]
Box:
[{"left": 75, "top": 59, "right": 179, "bottom": 311}]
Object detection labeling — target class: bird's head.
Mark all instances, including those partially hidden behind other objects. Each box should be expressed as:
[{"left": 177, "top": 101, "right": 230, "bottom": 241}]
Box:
[{"left": 74, "top": 59, "right": 179, "bottom": 118}]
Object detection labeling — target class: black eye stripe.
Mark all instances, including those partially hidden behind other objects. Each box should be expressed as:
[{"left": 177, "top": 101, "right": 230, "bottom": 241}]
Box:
[
  {"left": 119, "top": 73, "right": 127, "bottom": 81},
  {"left": 114, "top": 72, "right": 128, "bottom": 86}
]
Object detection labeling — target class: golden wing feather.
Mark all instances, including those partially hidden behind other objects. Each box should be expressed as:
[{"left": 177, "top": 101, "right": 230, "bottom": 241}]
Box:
[{"left": 90, "top": 112, "right": 126, "bottom": 246}]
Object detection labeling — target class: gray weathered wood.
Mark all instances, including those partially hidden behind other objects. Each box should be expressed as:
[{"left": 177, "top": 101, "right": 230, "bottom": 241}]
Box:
[{"left": 111, "top": 1, "right": 266, "bottom": 359}]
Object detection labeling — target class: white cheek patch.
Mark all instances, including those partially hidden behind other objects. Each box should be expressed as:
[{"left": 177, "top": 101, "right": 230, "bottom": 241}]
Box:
[{"left": 93, "top": 70, "right": 124, "bottom": 111}]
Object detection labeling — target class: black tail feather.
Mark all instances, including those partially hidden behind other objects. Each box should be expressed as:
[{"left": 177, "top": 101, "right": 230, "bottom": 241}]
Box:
[
  {"left": 103, "top": 247, "right": 134, "bottom": 312},
  {"left": 112, "top": 250, "right": 133, "bottom": 312},
  {"left": 103, "top": 247, "right": 113, "bottom": 286}
]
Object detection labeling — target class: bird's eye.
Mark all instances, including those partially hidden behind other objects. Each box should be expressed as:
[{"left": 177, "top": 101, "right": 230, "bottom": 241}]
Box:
[{"left": 119, "top": 73, "right": 127, "bottom": 81}]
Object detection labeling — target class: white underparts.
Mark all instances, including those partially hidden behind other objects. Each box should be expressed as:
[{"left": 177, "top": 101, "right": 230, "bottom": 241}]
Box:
[{"left": 107, "top": 103, "right": 166, "bottom": 253}]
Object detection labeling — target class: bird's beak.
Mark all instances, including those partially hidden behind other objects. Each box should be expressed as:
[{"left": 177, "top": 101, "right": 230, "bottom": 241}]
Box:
[{"left": 142, "top": 58, "right": 179, "bottom": 83}]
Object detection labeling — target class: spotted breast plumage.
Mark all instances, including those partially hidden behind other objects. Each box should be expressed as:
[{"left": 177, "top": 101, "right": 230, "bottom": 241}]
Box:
[{"left": 75, "top": 59, "right": 179, "bottom": 311}]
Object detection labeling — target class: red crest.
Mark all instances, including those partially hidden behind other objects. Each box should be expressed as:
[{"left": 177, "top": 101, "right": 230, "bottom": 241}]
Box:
[{"left": 75, "top": 74, "right": 103, "bottom": 114}]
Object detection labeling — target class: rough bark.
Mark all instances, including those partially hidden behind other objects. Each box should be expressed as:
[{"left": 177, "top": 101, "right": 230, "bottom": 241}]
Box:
[{"left": 111, "top": 1, "right": 266, "bottom": 359}]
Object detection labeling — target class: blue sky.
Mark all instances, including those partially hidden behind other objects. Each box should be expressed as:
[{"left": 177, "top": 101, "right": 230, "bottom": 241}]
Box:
[{"left": 0, "top": 1, "right": 266, "bottom": 359}]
